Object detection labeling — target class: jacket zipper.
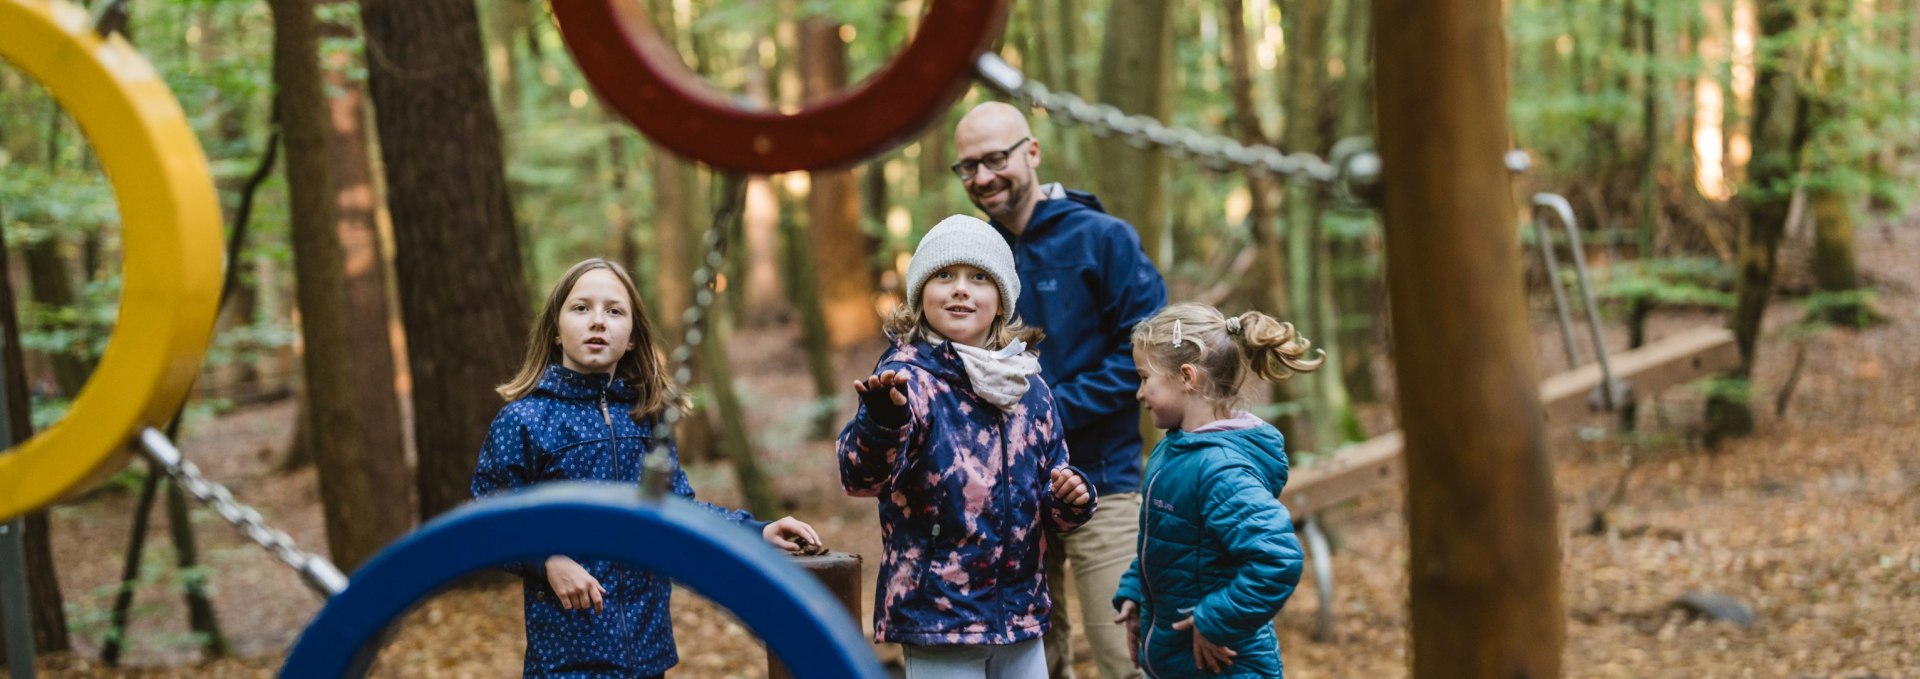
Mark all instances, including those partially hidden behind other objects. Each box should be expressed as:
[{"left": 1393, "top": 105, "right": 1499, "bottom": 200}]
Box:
[{"left": 1140, "top": 458, "right": 1169, "bottom": 679}]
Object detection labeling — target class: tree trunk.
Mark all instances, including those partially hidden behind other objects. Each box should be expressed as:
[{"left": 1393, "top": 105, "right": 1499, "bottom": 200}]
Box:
[
  {"left": 320, "top": 0, "right": 413, "bottom": 524},
  {"left": 650, "top": 147, "right": 721, "bottom": 464},
  {"left": 1374, "top": 0, "right": 1565, "bottom": 676},
  {"left": 698, "top": 177, "right": 777, "bottom": 517},
  {"left": 360, "top": 0, "right": 533, "bottom": 520},
  {"left": 1225, "top": 0, "right": 1301, "bottom": 434},
  {"left": 1332, "top": 0, "right": 1380, "bottom": 403},
  {"left": 786, "top": 206, "right": 842, "bottom": 440},
  {"left": 275, "top": 0, "right": 411, "bottom": 569},
  {"left": 1706, "top": 0, "right": 1809, "bottom": 442},
  {"left": 1091, "top": 0, "right": 1174, "bottom": 265},
  {"left": 1804, "top": 0, "right": 1875, "bottom": 327},
  {"left": 801, "top": 17, "right": 882, "bottom": 347},
  {"left": 163, "top": 480, "right": 231, "bottom": 658},
  {"left": 1283, "top": 0, "right": 1357, "bottom": 449},
  {"left": 0, "top": 246, "right": 69, "bottom": 658}
]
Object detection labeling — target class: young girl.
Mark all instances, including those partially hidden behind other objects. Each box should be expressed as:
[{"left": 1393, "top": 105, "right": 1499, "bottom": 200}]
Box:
[
  {"left": 471, "top": 258, "right": 819, "bottom": 679},
  {"left": 838, "top": 215, "right": 1096, "bottom": 678},
  {"left": 1112, "top": 302, "right": 1323, "bottom": 678}
]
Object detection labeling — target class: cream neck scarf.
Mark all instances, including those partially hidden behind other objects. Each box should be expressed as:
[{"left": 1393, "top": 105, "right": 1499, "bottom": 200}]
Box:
[{"left": 947, "top": 340, "right": 1041, "bottom": 411}]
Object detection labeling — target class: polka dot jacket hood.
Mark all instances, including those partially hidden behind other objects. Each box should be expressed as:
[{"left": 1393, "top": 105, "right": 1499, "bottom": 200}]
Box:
[
  {"left": 837, "top": 338, "right": 1097, "bottom": 646},
  {"left": 472, "top": 363, "right": 765, "bottom": 677}
]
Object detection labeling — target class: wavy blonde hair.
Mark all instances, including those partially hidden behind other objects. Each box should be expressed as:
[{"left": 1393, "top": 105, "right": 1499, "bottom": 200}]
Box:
[
  {"left": 495, "top": 258, "right": 679, "bottom": 421},
  {"left": 1130, "top": 302, "right": 1325, "bottom": 403}
]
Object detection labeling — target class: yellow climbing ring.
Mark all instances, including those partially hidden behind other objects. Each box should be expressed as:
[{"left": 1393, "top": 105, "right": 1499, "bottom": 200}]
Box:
[{"left": 0, "top": 0, "right": 222, "bottom": 521}]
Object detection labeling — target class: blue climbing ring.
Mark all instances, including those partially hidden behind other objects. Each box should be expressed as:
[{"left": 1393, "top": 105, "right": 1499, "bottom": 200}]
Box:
[{"left": 282, "top": 482, "right": 886, "bottom": 678}]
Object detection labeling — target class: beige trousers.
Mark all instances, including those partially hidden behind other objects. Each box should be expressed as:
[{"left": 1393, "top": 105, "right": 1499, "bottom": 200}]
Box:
[{"left": 1043, "top": 492, "right": 1143, "bottom": 679}]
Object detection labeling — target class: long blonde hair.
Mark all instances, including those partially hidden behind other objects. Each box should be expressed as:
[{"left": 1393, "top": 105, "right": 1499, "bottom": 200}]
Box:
[
  {"left": 495, "top": 258, "right": 678, "bottom": 420},
  {"left": 1129, "top": 302, "right": 1325, "bottom": 403}
]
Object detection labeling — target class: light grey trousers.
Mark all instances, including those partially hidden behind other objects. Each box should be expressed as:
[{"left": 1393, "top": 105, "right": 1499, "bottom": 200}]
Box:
[{"left": 903, "top": 639, "right": 1047, "bottom": 679}]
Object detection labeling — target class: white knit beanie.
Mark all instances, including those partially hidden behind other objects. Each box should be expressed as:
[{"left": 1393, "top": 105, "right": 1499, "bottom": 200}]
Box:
[{"left": 905, "top": 215, "right": 1020, "bottom": 315}]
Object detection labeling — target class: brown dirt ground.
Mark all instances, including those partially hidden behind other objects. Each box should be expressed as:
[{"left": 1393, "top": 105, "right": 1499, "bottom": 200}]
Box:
[{"left": 27, "top": 222, "right": 1920, "bottom": 678}]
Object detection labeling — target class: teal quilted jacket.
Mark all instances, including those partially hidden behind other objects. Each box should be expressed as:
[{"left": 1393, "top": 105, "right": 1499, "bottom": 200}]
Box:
[{"left": 1112, "top": 422, "right": 1304, "bottom": 678}]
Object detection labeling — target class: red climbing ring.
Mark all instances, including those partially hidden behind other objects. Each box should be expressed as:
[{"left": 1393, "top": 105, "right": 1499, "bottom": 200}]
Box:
[{"left": 552, "top": 0, "right": 1010, "bottom": 174}]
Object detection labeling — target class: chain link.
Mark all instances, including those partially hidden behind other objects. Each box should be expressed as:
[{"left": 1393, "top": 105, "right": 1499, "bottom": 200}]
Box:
[
  {"left": 974, "top": 53, "right": 1378, "bottom": 194},
  {"left": 137, "top": 428, "right": 348, "bottom": 596},
  {"left": 639, "top": 173, "right": 747, "bottom": 500}
]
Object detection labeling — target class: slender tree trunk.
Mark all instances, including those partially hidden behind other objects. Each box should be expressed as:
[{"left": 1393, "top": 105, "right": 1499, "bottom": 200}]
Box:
[
  {"left": 1225, "top": 0, "right": 1301, "bottom": 433},
  {"left": 1374, "top": 1, "right": 1565, "bottom": 676},
  {"left": 651, "top": 147, "right": 720, "bottom": 463},
  {"left": 1333, "top": 0, "right": 1380, "bottom": 403},
  {"left": 699, "top": 177, "right": 777, "bottom": 517},
  {"left": 163, "top": 480, "right": 231, "bottom": 658},
  {"left": 1091, "top": 0, "right": 1175, "bottom": 265},
  {"left": 1804, "top": 0, "right": 1876, "bottom": 327},
  {"left": 360, "top": 0, "right": 533, "bottom": 520},
  {"left": 275, "top": 0, "right": 410, "bottom": 568},
  {"left": 1706, "top": 0, "right": 1809, "bottom": 442},
  {"left": 740, "top": 39, "right": 790, "bottom": 326},
  {"left": 801, "top": 16, "right": 882, "bottom": 347},
  {"left": 1283, "top": 0, "right": 1356, "bottom": 448},
  {"left": 1639, "top": 2, "right": 1660, "bottom": 256},
  {"left": 320, "top": 0, "right": 413, "bottom": 525},
  {"left": 786, "top": 207, "right": 842, "bottom": 440},
  {"left": 0, "top": 246, "right": 69, "bottom": 658}
]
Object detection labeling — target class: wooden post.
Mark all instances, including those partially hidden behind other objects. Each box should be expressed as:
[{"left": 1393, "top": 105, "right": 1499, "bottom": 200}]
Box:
[
  {"left": 768, "top": 552, "right": 863, "bottom": 679},
  {"left": 1372, "top": 1, "right": 1565, "bottom": 677}
]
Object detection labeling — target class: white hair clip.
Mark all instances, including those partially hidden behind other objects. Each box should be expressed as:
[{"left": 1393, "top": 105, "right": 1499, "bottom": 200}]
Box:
[
  {"left": 1226, "top": 317, "right": 1242, "bottom": 335},
  {"left": 1172, "top": 320, "right": 1183, "bottom": 348}
]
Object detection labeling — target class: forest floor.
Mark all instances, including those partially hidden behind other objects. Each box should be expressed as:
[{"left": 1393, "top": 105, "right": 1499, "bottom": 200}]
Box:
[{"left": 25, "top": 220, "right": 1920, "bottom": 679}]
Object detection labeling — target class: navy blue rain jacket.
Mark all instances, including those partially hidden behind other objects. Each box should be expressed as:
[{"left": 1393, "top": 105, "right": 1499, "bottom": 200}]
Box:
[
  {"left": 471, "top": 364, "right": 765, "bottom": 678},
  {"left": 990, "top": 189, "right": 1168, "bottom": 494}
]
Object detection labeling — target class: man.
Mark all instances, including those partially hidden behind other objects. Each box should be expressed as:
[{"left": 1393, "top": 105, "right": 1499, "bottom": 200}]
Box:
[{"left": 954, "top": 102, "right": 1165, "bottom": 679}]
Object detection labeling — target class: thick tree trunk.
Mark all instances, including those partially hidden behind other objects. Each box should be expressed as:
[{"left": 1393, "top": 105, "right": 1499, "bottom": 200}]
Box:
[
  {"left": 360, "top": 0, "right": 532, "bottom": 520},
  {"left": 1706, "top": 0, "right": 1808, "bottom": 442},
  {"left": 800, "top": 17, "right": 881, "bottom": 347},
  {"left": 320, "top": 0, "right": 413, "bottom": 524},
  {"left": 1374, "top": 1, "right": 1565, "bottom": 677},
  {"left": 1091, "top": 0, "right": 1174, "bottom": 265},
  {"left": 275, "top": 0, "right": 410, "bottom": 569}
]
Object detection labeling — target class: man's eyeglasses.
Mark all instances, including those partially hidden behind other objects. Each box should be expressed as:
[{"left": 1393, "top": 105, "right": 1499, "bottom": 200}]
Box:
[{"left": 950, "top": 137, "right": 1031, "bottom": 180}]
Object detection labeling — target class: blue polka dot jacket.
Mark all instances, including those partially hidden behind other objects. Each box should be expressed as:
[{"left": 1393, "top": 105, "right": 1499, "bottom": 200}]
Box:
[
  {"left": 837, "top": 338, "right": 1097, "bottom": 646},
  {"left": 471, "top": 363, "right": 765, "bottom": 678}
]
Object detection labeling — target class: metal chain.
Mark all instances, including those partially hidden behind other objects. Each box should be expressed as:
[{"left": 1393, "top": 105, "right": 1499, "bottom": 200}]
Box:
[
  {"left": 973, "top": 53, "right": 1381, "bottom": 195},
  {"left": 137, "top": 428, "right": 348, "bottom": 596},
  {"left": 638, "top": 172, "right": 747, "bottom": 500}
]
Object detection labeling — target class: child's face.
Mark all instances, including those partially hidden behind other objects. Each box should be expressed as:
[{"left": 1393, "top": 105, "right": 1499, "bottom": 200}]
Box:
[
  {"left": 556, "top": 269, "right": 636, "bottom": 374},
  {"left": 1133, "top": 347, "right": 1191, "bottom": 431},
  {"left": 921, "top": 264, "right": 1000, "bottom": 348}
]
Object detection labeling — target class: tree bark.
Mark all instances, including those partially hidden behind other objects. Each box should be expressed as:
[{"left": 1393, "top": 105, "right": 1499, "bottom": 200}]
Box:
[
  {"left": 320, "top": 0, "right": 413, "bottom": 524},
  {"left": 360, "top": 0, "right": 533, "bottom": 520},
  {"left": 649, "top": 147, "right": 720, "bottom": 463},
  {"left": 1706, "top": 0, "right": 1809, "bottom": 442},
  {"left": 1090, "top": 0, "right": 1174, "bottom": 265},
  {"left": 801, "top": 16, "right": 882, "bottom": 347},
  {"left": 275, "top": 0, "right": 411, "bottom": 568},
  {"left": 1374, "top": 1, "right": 1565, "bottom": 676},
  {"left": 0, "top": 243, "right": 68, "bottom": 658}
]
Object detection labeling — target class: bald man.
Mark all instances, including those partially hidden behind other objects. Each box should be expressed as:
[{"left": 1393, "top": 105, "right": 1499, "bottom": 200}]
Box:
[{"left": 954, "top": 102, "right": 1164, "bottom": 679}]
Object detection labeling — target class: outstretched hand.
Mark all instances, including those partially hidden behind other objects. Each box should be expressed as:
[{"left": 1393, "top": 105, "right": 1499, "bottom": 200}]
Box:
[
  {"left": 853, "top": 370, "right": 910, "bottom": 427},
  {"left": 1050, "top": 467, "right": 1092, "bottom": 506},
  {"left": 1172, "top": 616, "right": 1238, "bottom": 673}
]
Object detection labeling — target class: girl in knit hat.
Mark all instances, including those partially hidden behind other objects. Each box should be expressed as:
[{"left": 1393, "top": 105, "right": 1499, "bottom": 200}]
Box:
[{"left": 837, "top": 214, "right": 1097, "bottom": 678}]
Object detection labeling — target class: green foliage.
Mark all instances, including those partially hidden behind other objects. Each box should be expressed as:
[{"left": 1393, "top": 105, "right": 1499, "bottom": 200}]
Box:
[{"left": 1600, "top": 257, "right": 1737, "bottom": 309}]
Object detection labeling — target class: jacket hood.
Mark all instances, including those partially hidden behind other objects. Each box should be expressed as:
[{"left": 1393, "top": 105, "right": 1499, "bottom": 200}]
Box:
[
  {"left": 1006, "top": 190, "right": 1106, "bottom": 243},
  {"left": 1161, "top": 422, "right": 1290, "bottom": 488},
  {"left": 878, "top": 337, "right": 970, "bottom": 386},
  {"left": 532, "top": 363, "right": 639, "bottom": 402}
]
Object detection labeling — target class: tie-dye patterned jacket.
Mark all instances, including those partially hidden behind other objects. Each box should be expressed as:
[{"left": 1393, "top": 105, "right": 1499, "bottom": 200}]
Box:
[{"left": 838, "top": 339, "right": 1098, "bottom": 646}]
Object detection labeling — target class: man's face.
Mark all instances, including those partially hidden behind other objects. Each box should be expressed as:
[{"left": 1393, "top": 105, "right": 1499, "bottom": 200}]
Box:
[{"left": 954, "top": 128, "right": 1038, "bottom": 222}]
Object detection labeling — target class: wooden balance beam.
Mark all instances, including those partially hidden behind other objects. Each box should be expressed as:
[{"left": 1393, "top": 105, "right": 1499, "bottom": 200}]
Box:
[{"left": 1279, "top": 325, "right": 1739, "bottom": 516}]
